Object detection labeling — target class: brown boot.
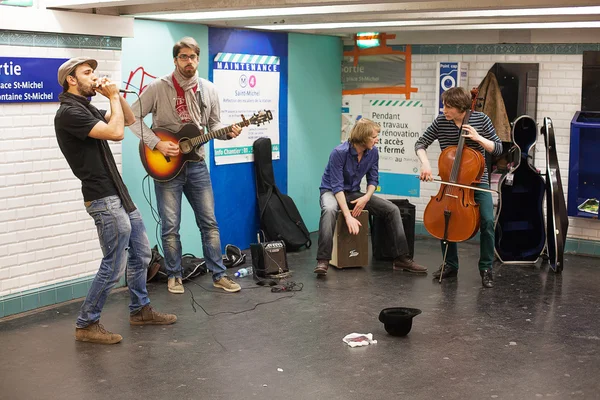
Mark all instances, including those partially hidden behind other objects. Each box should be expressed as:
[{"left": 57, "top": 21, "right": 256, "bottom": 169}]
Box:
[
  {"left": 75, "top": 321, "right": 122, "bottom": 344},
  {"left": 393, "top": 255, "right": 428, "bottom": 274},
  {"left": 314, "top": 260, "right": 329, "bottom": 275},
  {"left": 130, "top": 305, "right": 177, "bottom": 326}
]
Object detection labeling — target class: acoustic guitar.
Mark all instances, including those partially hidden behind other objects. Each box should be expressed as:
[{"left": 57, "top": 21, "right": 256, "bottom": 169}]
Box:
[{"left": 139, "top": 110, "right": 273, "bottom": 182}]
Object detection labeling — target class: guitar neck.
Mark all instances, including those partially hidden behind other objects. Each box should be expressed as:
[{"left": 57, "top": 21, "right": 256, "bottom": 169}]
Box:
[{"left": 190, "top": 121, "right": 247, "bottom": 147}]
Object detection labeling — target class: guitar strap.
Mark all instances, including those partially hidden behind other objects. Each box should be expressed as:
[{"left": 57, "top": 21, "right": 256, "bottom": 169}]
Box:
[{"left": 196, "top": 78, "right": 206, "bottom": 131}]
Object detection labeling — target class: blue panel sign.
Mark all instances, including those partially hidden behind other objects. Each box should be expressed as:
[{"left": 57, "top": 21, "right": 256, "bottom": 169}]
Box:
[
  {"left": 0, "top": 57, "right": 68, "bottom": 103},
  {"left": 378, "top": 172, "right": 420, "bottom": 197},
  {"left": 437, "top": 62, "right": 459, "bottom": 114}
]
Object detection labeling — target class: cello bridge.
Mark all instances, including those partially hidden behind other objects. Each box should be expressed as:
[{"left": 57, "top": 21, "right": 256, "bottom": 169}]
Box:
[{"left": 445, "top": 194, "right": 458, "bottom": 199}]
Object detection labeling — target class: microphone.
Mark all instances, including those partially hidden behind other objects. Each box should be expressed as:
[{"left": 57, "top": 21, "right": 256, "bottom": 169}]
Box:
[{"left": 93, "top": 83, "right": 136, "bottom": 94}]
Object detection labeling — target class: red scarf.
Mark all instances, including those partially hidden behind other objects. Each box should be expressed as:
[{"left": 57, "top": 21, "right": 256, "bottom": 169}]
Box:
[{"left": 172, "top": 75, "right": 198, "bottom": 123}]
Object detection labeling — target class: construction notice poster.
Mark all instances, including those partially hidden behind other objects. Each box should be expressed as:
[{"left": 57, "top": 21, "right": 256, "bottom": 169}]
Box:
[
  {"left": 364, "top": 96, "right": 423, "bottom": 197},
  {"left": 212, "top": 52, "right": 280, "bottom": 165}
]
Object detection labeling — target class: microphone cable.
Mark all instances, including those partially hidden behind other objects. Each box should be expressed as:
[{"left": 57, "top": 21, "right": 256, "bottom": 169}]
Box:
[{"left": 123, "top": 81, "right": 165, "bottom": 254}]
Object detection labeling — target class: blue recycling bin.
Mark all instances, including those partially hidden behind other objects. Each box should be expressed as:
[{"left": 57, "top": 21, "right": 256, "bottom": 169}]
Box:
[{"left": 568, "top": 111, "right": 600, "bottom": 218}]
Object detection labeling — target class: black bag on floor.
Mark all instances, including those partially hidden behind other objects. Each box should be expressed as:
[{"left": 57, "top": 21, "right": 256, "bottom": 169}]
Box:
[
  {"left": 181, "top": 253, "right": 208, "bottom": 280},
  {"left": 253, "top": 137, "right": 311, "bottom": 251},
  {"left": 148, "top": 245, "right": 245, "bottom": 281}
]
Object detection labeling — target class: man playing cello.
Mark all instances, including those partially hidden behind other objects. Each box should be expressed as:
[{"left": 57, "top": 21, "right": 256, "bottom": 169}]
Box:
[{"left": 415, "top": 87, "right": 502, "bottom": 288}]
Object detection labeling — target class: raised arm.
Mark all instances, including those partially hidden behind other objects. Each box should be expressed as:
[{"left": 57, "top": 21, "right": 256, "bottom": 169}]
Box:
[
  {"left": 128, "top": 83, "right": 161, "bottom": 150},
  {"left": 88, "top": 82, "right": 125, "bottom": 141}
]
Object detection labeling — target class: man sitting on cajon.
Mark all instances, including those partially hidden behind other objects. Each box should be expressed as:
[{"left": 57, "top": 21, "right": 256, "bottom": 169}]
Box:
[{"left": 314, "top": 118, "right": 428, "bottom": 276}]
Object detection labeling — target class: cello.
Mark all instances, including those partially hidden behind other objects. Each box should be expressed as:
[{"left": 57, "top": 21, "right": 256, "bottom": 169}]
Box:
[{"left": 423, "top": 89, "right": 486, "bottom": 281}]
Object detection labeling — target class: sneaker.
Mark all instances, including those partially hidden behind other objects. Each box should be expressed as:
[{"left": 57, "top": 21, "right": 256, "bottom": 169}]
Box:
[
  {"left": 213, "top": 276, "right": 241, "bottom": 293},
  {"left": 75, "top": 321, "right": 122, "bottom": 344},
  {"left": 432, "top": 264, "right": 458, "bottom": 280},
  {"left": 393, "top": 255, "right": 428, "bottom": 274},
  {"left": 130, "top": 305, "right": 177, "bottom": 326},
  {"left": 480, "top": 269, "right": 494, "bottom": 288},
  {"left": 168, "top": 277, "right": 185, "bottom": 294},
  {"left": 313, "top": 260, "right": 329, "bottom": 275}
]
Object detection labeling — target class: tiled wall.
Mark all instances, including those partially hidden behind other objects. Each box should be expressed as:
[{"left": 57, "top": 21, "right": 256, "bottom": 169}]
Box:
[
  {"left": 0, "top": 30, "right": 123, "bottom": 318},
  {"left": 408, "top": 43, "right": 600, "bottom": 55}
]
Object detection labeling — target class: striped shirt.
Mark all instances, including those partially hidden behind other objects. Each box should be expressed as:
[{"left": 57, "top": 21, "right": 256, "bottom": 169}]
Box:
[{"left": 414, "top": 111, "right": 502, "bottom": 184}]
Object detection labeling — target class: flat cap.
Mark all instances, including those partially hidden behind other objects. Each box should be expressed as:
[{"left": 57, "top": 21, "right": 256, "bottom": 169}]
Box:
[{"left": 57, "top": 57, "right": 98, "bottom": 86}]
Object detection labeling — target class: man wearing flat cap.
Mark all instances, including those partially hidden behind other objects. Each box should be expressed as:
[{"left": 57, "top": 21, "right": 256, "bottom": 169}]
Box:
[{"left": 54, "top": 57, "right": 177, "bottom": 344}]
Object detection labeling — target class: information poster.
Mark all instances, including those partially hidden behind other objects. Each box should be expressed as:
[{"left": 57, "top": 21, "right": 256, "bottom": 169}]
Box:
[
  {"left": 341, "top": 95, "right": 363, "bottom": 142},
  {"left": 212, "top": 52, "right": 280, "bottom": 165},
  {"left": 364, "top": 96, "right": 423, "bottom": 197}
]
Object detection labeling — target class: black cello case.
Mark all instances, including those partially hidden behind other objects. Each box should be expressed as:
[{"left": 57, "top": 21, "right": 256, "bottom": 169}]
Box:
[
  {"left": 541, "top": 117, "right": 569, "bottom": 273},
  {"left": 494, "top": 115, "right": 546, "bottom": 263}
]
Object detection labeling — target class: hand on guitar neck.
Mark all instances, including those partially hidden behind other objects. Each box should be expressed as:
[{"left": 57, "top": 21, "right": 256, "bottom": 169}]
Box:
[
  {"left": 228, "top": 123, "right": 243, "bottom": 139},
  {"left": 154, "top": 123, "right": 243, "bottom": 158}
]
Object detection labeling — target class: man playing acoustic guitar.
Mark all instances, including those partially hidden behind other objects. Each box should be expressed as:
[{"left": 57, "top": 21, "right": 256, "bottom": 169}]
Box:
[{"left": 129, "top": 37, "right": 243, "bottom": 294}]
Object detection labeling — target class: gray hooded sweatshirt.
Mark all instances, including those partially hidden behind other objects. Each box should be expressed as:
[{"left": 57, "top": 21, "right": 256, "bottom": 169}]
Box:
[{"left": 128, "top": 74, "right": 228, "bottom": 159}]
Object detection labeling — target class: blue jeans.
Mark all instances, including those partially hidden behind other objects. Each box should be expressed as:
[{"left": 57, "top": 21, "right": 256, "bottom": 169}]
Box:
[
  {"left": 76, "top": 195, "right": 151, "bottom": 328},
  {"left": 154, "top": 160, "right": 227, "bottom": 282}
]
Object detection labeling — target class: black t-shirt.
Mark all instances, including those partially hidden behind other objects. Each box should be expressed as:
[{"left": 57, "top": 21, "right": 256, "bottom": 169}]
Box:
[{"left": 54, "top": 104, "right": 117, "bottom": 202}]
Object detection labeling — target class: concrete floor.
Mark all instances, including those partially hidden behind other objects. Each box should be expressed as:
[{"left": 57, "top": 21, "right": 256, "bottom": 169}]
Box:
[{"left": 1, "top": 235, "right": 599, "bottom": 400}]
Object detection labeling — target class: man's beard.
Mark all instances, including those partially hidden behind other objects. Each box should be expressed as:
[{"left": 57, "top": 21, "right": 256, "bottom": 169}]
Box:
[
  {"left": 178, "top": 64, "right": 197, "bottom": 79},
  {"left": 77, "top": 80, "right": 96, "bottom": 97}
]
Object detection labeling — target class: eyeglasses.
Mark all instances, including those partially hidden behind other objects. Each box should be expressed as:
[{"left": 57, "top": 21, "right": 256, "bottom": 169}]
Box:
[{"left": 176, "top": 54, "right": 198, "bottom": 61}]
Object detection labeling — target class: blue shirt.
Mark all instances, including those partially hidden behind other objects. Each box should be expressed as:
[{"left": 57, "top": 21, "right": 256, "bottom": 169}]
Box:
[{"left": 320, "top": 141, "right": 379, "bottom": 195}]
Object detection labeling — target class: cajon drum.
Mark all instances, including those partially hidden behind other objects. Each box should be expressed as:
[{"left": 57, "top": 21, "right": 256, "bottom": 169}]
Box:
[{"left": 331, "top": 210, "right": 369, "bottom": 268}]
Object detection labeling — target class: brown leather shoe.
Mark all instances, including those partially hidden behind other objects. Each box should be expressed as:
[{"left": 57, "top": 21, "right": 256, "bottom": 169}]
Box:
[
  {"left": 393, "top": 255, "right": 428, "bottom": 274},
  {"left": 130, "top": 305, "right": 177, "bottom": 326},
  {"left": 75, "top": 321, "right": 122, "bottom": 344},
  {"left": 314, "top": 260, "right": 329, "bottom": 275}
]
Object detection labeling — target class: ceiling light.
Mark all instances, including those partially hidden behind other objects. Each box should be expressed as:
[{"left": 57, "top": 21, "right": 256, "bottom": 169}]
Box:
[
  {"left": 135, "top": 6, "right": 600, "bottom": 21},
  {"left": 246, "top": 21, "right": 600, "bottom": 31}
]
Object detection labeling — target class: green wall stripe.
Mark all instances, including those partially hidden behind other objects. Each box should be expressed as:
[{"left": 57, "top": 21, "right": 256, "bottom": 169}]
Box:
[
  {"left": 0, "top": 276, "right": 126, "bottom": 319},
  {"left": 344, "top": 43, "right": 598, "bottom": 55},
  {"left": 0, "top": 29, "right": 121, "bottom": 49}
]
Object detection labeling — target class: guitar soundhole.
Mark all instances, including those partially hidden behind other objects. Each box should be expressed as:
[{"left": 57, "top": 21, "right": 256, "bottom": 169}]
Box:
[{"left": 179, "top": 138, "right": 193, "bottom": 154}]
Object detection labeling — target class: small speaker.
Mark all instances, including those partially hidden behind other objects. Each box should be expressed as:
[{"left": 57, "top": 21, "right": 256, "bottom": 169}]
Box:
[
  {"left": 331, "top": 210, "right": 369, "bottom": 268},
  {"left": 251, "top": 241, "right": 289, "bottom": 278}
]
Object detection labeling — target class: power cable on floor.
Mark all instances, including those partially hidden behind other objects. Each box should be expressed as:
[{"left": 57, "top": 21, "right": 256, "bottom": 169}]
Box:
[{"left": 186, "top": 281, "right": 296, "bottom": 316}]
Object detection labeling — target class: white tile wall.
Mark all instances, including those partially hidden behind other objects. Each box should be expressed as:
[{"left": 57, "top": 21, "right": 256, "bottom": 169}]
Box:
[
  {"left": 0, "top": 45, "right": 122, "bottom": 297},
  {"left": 404, "top": 53, "right": 600, "bottom": 241}
]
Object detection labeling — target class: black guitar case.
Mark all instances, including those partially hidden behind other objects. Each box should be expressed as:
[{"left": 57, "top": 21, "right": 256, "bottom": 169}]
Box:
[
  {"left": 253, "top": 137, "right": 312, "bottom": 251},
  {"left": 541, "top": 117, "right": 569, "bottom": 273},
  {"left": 494, "top": 115, "right": 546, "bottom": 263}
]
